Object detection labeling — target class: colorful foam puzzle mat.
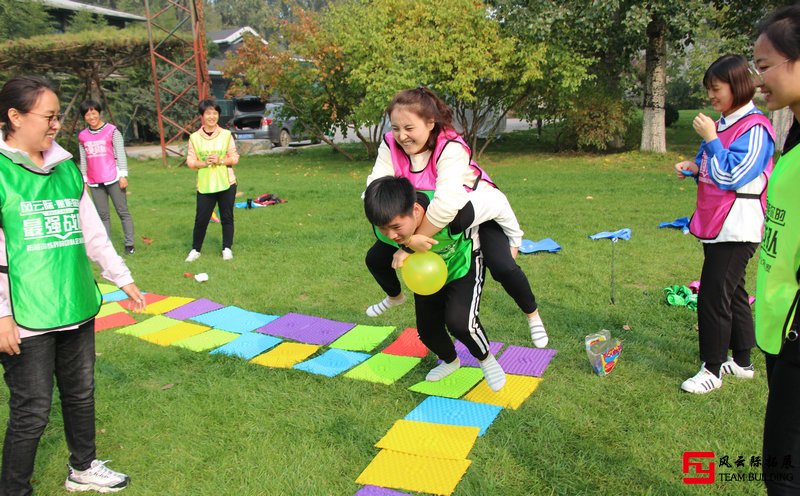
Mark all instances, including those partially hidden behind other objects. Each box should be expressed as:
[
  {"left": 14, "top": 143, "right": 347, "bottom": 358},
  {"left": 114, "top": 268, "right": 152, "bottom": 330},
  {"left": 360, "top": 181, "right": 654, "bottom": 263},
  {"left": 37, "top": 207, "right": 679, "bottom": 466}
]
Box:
[
  {"left": 172, "top": 329, "right": 239, "bottom": 352},
  {"left": 294, "top": 349, "right": 371, "bottom": 377},
  {"left": 164, "top": 298, "right": 225, "bottom": 320},
  {"left": 101, "top": 289, "right": 130, "bottom": 303},
  {"left": 496, "top": 345, "right": 557, "bottom": 377},
  {"left": 95, "top": 312, "right": 137, "bottom": 332},
  {"left": 354, "top": 485, "right": 411, "bottom": 496},
  {"left": 464, "top": 374, "right": 543, "bottom": 410},
  {"left": 444, "top": 341, "right": 504, "bottom": 368},
  {"left": 139, "top": 322, "right": 210, "bottom": 346},
  {"left": 139, "top": 296, "right": 196, "bottom": 315},
  {"left": 356, "top": 449, "right": 471, "bottom": 496},
  {"left": 256, "top": 312, "right": 355, "bottom": 345},
  {"left": 250, "top": 342, "right": 320, "bottom": 368},
  {"left": 118, "top": 292, "right": 167, "bottom": 311},
  {"left": 191, "top": 306, "right": 279, "bottom": 334},
  {"left": 211, "top": 333, "right": 283, "bottom": 360},
  {"left": 330, "top": 324, "right": 395, "bottom": 352},
  {"left": 343, "top": 353, "right": 421, "bottom": 385},
  {"left": 97, "top": 302, "right": 126, "bottom": 318},
  {"left": 115, "top": 315, "right": 182, "bottom": 337},
  {"left": 381, "top": 328, "right": 428, "bottom": 358},
  {"left": 407, "top": 367, "right": 485, "bottom": 398},
  {"left": 375, "top": 420, "right": 479, "bottom": 460},
  {"left": 404, "top": 397, "right": 502, "bottom": 437}
]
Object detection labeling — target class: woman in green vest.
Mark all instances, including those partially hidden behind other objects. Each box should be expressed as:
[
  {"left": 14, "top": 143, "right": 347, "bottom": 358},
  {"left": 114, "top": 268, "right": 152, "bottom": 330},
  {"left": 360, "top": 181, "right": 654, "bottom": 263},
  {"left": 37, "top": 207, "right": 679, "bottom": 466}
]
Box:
[
  {"left": 753, "top": 6, "right": 800, "bottom": 494},
  {"left": 0, "top": 76, "right": 146, "bottom": 494},
  {"left": 184, "top": 99, "right": 239, "bottom": 263}
]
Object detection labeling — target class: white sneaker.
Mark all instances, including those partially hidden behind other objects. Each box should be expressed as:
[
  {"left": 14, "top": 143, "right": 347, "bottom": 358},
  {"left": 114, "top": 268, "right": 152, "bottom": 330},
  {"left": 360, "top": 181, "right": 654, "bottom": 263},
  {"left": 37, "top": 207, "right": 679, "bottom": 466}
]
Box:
[
  {"left": 185, "top": 249, "right": 201, "bottom": 262},
  {"left": 721, "top": 357, "right": 755, "bottom": 379},
  {"left": 479, "top": 354, "right": 507, "bottom": 392},
  {"left": 366, "top": 294, "right": 406, "bottom": 317},
  {"left": 65, "top": 460, "right": 129, "bottom": 493},
  {"left": 222, "top": 248, "right": 233, "bottom": 260},
  {"left": 426, "top": 358, "right": 460, "bottom": 381},
  {"left": 680, "top": 366, "right": 722, "bottom": 394}
]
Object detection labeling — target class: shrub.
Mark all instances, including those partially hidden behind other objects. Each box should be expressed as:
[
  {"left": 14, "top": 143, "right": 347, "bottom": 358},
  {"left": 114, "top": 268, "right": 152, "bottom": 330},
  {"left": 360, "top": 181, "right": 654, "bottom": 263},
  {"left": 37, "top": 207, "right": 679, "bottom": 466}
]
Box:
[
  {"left": 559, "top": 88, "right": 636, "bottom": 151},
  {"left": 665, "top": 102, "right": 680, "bottom": 128}
]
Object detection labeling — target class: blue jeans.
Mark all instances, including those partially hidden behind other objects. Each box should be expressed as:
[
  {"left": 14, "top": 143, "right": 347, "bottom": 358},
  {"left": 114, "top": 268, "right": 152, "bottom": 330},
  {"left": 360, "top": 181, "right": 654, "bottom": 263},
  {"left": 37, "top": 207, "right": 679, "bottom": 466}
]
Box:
[{"left": 0, "top": 320, "right": 96, "bottom": 496}]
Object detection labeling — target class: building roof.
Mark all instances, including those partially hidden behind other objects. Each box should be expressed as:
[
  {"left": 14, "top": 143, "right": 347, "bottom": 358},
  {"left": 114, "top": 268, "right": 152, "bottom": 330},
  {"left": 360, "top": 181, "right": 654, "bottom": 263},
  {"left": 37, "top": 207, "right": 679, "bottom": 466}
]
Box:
[
  {"left": 208, "top": 27, "right": 262, "bottom": 45},
  {"left": 39, "top": 0, "right": 145, "bottom": 21}
]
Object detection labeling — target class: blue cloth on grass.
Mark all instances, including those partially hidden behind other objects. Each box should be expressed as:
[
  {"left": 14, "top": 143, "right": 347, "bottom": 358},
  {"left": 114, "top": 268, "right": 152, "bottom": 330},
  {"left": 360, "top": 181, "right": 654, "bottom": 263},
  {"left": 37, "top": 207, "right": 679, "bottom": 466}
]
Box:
[
  {"left": 658, "top": 216, "right": 690, "bottom": 234},
  {"left": 588, "top": 228, "right": 631, "bottom": 241},
  {"left": 519, "top": 238, "right": 561, "bottom": 254}
]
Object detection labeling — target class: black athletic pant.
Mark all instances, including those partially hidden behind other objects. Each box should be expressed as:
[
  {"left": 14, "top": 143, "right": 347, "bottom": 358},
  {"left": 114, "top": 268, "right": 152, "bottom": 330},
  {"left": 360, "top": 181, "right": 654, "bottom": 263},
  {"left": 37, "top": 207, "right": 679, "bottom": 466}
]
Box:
[
  {"left": 414, "top": 250, "right": 491, "bottom": 363},
  {"left": 697, "top": 242, "right": 758, "bottom": 366},
  {"left": 192, "top": 184, "right": 237, "bottom": 252},
  {"left": 763, "top": 334, "right": 800, "bottom": 495},
  {"left": 365, "top": 220, "right": 538, "bottom": 313}
]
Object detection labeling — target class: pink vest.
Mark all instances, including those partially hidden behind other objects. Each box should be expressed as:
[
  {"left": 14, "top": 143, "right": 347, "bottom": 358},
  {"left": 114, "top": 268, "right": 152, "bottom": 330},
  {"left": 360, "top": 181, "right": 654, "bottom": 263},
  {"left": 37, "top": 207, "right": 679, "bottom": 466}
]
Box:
[
  {"left": 384, "top": 128, "right": 494, "bottom": 191},
  {"left": 689, "top": 112, "right": 775, "bottom": 240},
  {"left": 79, "top": 124, "right": 118, "bottom": 185}
]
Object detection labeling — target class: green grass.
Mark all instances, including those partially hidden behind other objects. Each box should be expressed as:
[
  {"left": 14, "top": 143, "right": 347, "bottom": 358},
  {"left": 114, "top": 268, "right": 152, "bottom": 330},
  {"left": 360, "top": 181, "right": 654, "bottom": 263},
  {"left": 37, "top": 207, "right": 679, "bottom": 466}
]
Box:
[{"left": 1, "top": 118, "right": 769, "bottom": 495}]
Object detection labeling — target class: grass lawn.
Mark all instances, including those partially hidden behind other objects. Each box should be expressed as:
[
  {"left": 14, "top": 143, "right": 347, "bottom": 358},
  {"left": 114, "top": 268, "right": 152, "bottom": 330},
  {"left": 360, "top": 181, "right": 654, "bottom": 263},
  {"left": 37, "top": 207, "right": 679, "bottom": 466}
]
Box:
[{"left": 1, "top": 112, "right": 769, "bottom": 495}]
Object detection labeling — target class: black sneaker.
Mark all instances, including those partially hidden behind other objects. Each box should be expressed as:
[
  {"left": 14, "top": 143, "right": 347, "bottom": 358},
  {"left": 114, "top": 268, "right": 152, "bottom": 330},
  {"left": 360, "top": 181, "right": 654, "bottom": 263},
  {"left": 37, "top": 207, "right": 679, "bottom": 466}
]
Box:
[{"left": 124, "top": 246, "right": 135, "bottom": 255}]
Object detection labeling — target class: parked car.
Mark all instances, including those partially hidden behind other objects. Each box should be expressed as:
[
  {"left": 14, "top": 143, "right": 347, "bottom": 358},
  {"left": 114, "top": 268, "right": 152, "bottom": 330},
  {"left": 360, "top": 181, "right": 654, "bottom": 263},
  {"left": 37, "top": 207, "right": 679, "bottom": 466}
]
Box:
[
  {"left": 228, "top": 95, "right": 270, "bottom": 140},
  {"left": 227, "top": 97, "right": 317, "bottom": 147}
]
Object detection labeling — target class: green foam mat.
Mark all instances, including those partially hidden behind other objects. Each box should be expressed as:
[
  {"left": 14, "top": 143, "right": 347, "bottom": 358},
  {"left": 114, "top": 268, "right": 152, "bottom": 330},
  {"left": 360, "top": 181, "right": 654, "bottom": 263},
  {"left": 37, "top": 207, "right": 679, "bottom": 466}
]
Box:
[
  {"left": 172, "top": 329, "right": 239, "bottom": 352},
  {"left": 116, "top": 315, "right": 182, "bottom": 337},
  {"left": 329, "top": 325, "right": 395, "bottom": 352},
  {"left": 408, "top": 367, "right": 484, "bottom": 398},
  {"left": 343, "top": 353, "right": 421, "bottom": 385}
]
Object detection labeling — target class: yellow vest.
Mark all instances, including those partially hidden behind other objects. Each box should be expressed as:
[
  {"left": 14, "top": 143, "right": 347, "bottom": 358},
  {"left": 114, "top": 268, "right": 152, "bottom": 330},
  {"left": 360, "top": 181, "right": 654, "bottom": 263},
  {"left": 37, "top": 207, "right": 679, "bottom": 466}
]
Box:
[{"left": 190, "top": 129, "right": 232, "bottom": 194}]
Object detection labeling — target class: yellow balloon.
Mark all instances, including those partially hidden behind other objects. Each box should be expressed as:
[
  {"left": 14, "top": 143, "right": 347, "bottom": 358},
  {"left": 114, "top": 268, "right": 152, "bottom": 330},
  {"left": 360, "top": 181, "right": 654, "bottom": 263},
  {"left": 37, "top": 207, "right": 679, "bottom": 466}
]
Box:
[{"left": 400, "top": 251, "right": 447, "bottom": 295}]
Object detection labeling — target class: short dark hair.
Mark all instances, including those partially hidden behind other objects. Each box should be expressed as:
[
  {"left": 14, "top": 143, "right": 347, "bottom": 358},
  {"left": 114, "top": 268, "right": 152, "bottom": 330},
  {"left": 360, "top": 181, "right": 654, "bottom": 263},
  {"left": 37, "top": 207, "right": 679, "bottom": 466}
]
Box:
[
  {"left": 364, "top": 176, "right": 416, "bottom": 227},
  {"left": 198, "top": 99, "right": 221, "bottom": 115},
  {"left": 703, "top": 55, "right": 755, "bottom": 109},
  {"left": 79, "top": 99, "right": 102, "bottom": 116},
  {"left": 0, "top": 75, "right": 57, "bottom": 138},
  {"left": 757, "top": 4, "right": 800, "bottom": 62}
]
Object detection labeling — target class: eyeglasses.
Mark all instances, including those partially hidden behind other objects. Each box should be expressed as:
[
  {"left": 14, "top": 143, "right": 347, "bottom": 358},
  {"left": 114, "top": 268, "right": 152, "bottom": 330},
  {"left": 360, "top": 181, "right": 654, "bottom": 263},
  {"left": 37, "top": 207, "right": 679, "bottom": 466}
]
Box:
[
  {"left": 748, "top": 59, "right": 790, "bottom": 85},
  {"left": 26, "top": 111, "right": 63, "bottom": 126}
]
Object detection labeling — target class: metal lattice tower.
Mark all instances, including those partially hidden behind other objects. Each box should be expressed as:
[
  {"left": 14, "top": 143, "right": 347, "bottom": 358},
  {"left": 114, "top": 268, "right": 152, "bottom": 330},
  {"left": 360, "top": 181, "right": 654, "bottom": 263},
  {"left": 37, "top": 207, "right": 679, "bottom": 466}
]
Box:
[{"left": 144, "top": 0, "right": 210, "bottom": 165}]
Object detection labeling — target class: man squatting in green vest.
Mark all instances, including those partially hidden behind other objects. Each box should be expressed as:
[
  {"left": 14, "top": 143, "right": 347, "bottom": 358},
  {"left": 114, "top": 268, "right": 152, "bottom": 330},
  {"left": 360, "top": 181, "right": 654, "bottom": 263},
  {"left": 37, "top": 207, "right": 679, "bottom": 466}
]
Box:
[{"left": 364, "top": 176, "right": 518, "bottom": 392}]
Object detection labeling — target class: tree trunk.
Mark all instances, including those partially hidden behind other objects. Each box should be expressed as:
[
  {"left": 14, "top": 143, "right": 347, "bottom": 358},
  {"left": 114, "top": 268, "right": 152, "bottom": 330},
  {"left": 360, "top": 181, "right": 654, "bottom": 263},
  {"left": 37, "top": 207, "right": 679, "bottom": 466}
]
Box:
[{"left": 640, "top": 16, "right": 667, "bottom": 153}]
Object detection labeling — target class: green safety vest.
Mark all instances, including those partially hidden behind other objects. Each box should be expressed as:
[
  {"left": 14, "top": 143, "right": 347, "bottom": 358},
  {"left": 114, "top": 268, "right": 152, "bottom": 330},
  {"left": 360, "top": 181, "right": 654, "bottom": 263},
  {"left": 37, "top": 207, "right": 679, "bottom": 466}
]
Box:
[
  {"left": 374, "top": 191, "right": 473, "bottom": 285},
  {"left": 190, "top": 129, "right": 232, "bottom": 194},
  {"left": 0, "top": 152, "right": 101, "bottom": 330},
  {"left": 756, "top": 144, "right": 800, "bottom": 354}
]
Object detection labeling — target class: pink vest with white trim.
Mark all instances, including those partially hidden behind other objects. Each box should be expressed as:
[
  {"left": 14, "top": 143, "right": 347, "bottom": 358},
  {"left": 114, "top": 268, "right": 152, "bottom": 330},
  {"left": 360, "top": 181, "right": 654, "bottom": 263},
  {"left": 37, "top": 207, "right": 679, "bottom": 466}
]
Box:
[
  {"left": 689, "top": 112, "right": 775, "bottom": 240},
  {"left": 384, "top": 128, "right": 494, "bottom": 191},
  {"left": 79, "top": 124, "right": 118, "bottom": 185}
]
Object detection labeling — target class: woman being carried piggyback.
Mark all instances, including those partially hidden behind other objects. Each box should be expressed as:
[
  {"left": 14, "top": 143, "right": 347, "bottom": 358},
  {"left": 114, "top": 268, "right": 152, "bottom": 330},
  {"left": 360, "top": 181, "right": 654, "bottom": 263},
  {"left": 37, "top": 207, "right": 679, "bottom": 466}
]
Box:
[
  {"left": 674, "top": 54, "right": 775, "bottom": 394},
  {"left": 364, "top": 87, "right": 549, "bottom": 347}
]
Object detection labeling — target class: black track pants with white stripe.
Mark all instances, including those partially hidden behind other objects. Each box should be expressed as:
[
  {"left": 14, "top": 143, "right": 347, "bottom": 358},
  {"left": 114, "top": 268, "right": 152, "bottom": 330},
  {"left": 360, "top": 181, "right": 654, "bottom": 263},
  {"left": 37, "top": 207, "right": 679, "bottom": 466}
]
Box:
[{"left": 414, "top": 250, "right": 491, "bottom": 363}]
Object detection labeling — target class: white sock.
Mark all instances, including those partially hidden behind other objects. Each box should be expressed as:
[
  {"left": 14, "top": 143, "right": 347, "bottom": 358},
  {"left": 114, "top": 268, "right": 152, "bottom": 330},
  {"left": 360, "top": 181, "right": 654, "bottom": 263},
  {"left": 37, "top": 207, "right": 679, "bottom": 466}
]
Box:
[
  {"left": 529, "top": 314, "right": 549, "bottom": 348},
  {"left": 366, "top": 294, "right": 406, "bottom": 317},
  {"left": 479, "top": 354, "right": 506, "bottom": 392},
  {"left": 426, "top": 358, "right": 461, "bottom": 382}
]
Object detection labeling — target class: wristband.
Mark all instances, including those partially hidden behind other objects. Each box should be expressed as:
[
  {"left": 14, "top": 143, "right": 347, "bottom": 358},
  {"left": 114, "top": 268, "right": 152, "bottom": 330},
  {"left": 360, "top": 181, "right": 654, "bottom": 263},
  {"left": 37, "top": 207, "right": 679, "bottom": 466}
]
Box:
[{"left": 401, "top": 245, "right": 415, "bottom": 254}]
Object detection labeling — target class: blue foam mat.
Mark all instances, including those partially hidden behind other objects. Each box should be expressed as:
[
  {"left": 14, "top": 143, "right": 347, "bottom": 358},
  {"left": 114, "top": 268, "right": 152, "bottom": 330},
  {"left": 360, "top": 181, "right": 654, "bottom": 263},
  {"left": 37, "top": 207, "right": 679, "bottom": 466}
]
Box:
[
  {"left": 191, "top": 306, "right": 279, "bottom": 334},
  {"left": 404, "top": 396, "right": 502, "bottom": 436},
  {"left": 210, "top": 332, "right": 282, "bottom": 360},
  {"left": 102, "top": 290, "right": 130, "bottom": 303},
  {"left": 293, "top": 349, "right": 371, "bottom": 377}
]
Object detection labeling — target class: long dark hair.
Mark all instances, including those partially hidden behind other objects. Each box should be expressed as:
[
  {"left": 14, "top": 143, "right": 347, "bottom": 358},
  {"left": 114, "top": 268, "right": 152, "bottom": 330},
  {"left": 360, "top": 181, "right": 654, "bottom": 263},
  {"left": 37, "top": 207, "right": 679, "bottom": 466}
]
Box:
[
  {"left": 386, "top": 87, "right": 454, "bottom": 152},
  {"left": 0, "top": 75, "right": 57, "bottom": 138}
]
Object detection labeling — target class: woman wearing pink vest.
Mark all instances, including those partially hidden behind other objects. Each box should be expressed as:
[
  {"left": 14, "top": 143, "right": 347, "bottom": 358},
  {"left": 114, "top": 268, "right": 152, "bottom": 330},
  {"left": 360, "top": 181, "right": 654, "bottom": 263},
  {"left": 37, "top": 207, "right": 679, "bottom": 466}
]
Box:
[
  {"left": 78, "top": 99, "right": 135, "bottom": 255},
  {"left": 674, "top": 55, "right": 776, "bottom": 394},
  {"left": 364, "top": 87, "right": 548, "bottom": 347}
]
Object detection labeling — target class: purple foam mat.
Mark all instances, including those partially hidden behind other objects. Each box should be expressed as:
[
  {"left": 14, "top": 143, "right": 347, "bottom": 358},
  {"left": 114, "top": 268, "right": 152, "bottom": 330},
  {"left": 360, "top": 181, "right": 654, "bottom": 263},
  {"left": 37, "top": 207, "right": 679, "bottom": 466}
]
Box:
[
  {"left": 256, "top": 312, "right": 355, "bottom": 345},
  {"left": 164, "top": 298, "right": 225, "bottom": 321},
  {"left": 440, "top": 341, "right": 504, "bottom": 368},
  {"left": 354, "top": 485, "right": 411, "bottom": 496},
  {"left": 496, "top": 345, "right": 557, "bottom": 377}
]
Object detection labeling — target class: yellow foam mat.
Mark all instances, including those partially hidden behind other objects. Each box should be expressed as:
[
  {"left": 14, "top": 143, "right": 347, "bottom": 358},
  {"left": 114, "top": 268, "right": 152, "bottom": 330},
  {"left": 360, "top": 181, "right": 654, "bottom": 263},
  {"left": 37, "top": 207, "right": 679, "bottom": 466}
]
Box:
[
  {"left": 376, "top": 420, "right": 479, "bottom": 460},
  {"left": 356, "top": 449, "right": 471, "bottom": 496},
  {"left": 97, "top": 302, "right": 127, "bottom": 318},
  {"left": 139, "top": 322, "right": 211, "bottom": 346},
  {"left": 139, "top": 296, "right": 196, "bottom": 315},
  {"left": 250, "top": 343, "right": 320, "bottom": 368},
  {"left": 464, "top": 374, "right": 542, "bottom": 409}
]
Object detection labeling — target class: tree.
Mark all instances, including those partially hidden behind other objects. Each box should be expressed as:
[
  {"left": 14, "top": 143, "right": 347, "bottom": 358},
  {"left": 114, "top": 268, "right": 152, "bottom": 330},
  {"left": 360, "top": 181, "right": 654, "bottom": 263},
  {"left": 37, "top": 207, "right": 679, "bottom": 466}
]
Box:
[{"left": 0, "top": 0, "right": 53, "bottom": 40}]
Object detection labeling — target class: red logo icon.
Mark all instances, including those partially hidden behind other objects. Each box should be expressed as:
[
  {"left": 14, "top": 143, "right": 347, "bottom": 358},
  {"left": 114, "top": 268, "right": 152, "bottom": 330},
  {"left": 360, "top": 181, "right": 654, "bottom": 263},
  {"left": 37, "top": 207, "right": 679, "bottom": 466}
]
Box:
[{"left": 683, "top": 451, "right": 716, "bottom": 484}]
